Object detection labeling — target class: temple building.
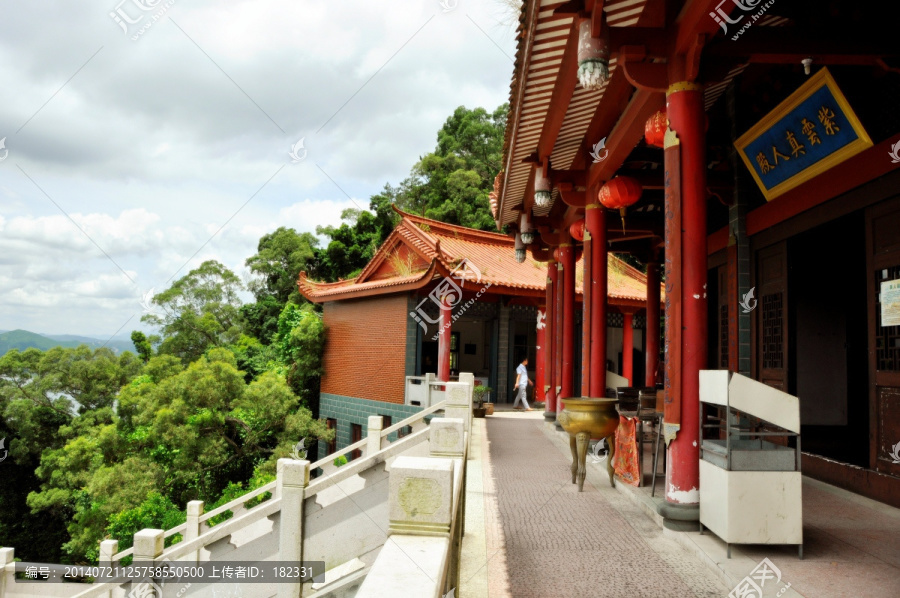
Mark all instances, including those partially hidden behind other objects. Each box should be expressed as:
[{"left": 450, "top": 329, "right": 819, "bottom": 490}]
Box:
[
  {"left": 297, "top": 207, "right": 658, "bottom": 459},
  {"left": 490, "top": 0, "right": 900, "bottom": 516}
]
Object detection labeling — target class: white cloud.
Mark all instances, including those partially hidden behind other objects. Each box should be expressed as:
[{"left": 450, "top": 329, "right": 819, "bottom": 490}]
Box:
[{"left": 0, "top": 0, "right": 518, "bottom": 336}]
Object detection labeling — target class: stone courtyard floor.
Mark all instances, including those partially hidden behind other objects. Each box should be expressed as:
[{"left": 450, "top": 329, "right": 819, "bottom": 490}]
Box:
[{"left": 459, "top": 408, "right": 900, "bottom": 598}]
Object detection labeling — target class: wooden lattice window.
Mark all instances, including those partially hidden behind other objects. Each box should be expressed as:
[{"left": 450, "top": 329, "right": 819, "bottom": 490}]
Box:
[
  {"left": 762, "top": 292, "right": 784, "bottom": 369},
  {"left": 876, "top": 265, "right": 900, "bottom": 372}
]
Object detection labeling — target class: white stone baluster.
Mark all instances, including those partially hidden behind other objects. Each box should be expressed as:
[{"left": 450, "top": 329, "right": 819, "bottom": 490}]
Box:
[
  {"left": 277, "top": 458, "right": 310, "bottom": 598},
  {"left": 0, "top": 547, "right": 14, "bottom": 598},
  {"left": 367, "top": 415, "right": 384, "bottom": 455},
  {"left": 184, "top": 501, "right": 204, "bottom": 564}
]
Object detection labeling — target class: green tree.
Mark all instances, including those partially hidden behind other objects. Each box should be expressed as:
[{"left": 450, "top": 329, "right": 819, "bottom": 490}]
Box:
[
  {"left": 242, "top": 228, "right": 320, "bottom": 342},
  {"left": 274, "top": 303, "right": 325, "bottom": 403},
  {"left": 141, "top": 260, "right": 245, "bottom": 363},
  {"left": 313, "top": 104, "right": 507, "bottom": 281},
  {"left": 24, "top": 349, "right": 332, "bottom": 562}
]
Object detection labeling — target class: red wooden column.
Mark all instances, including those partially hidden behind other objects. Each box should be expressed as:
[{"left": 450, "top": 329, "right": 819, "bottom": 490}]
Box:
[
  {"left": 535, "top": 305, "right": 546, "bottom": 406},
  {"left": 582, "top": 231, "right": 592, "bottom": 396},
  {"left": 623, "top": 311, "right": 634, "bottom": 385},
  {"left": 587, "top": 203, "right": 608, "bottom": 397},
  {"left": 665, "top": 81, "right": 707, "bottom": 506},
  {"left": 546, "top": 258, "right": 560, "bottom": 421},
  {"left": 645, "top": 260, "right": 661, "bottom": 387},
  {"left": 437, "top": 295, "right": 452, "bottom": 382},
  {"left": 559, "top": 242, "right": 576, "bottom": 401}
]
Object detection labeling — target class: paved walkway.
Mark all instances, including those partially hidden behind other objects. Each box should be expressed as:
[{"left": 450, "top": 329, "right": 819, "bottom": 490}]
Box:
[{"left": 471, "top": 410, "right": 730, "bottom": 598}]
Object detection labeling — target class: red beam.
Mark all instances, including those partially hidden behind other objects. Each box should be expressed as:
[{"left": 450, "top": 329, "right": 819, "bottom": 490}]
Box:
[
  {"left": 586, "top": 89, "right": 666, "bottom": 190},
  {"left": 537, "top": 23, "right": 580, "bottom": 162}
]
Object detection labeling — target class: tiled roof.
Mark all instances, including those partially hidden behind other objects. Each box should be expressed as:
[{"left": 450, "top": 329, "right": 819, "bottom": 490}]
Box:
[{"left": 298, "top": 208, "right": 655, "bottom": 304}]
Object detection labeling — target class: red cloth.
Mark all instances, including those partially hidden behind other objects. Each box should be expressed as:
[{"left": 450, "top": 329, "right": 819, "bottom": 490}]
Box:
[{"left": 613, "top": 415, "right": 640, "bottom": 486}]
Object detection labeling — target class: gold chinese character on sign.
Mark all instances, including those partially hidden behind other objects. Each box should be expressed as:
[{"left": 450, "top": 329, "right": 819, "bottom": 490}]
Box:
[
  {"left": 786, "top": 131, "right": 806, "bottom": 157},
  {"left": 772, "top": 145, "right": 790, "bottom": 165},
  {"left": 756, "top": 152, "right": 773, "bottom": 174},
  {"left": 817, "top": 106, "right": 840, "bottom": 135},
  {"left": 800, "top": 118, "right": 821, "bottom": 146}
]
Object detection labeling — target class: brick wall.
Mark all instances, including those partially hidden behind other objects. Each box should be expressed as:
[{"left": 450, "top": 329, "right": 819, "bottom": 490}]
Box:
[{"left": 321, "top": 294, "right": 409, "bottom": 404}]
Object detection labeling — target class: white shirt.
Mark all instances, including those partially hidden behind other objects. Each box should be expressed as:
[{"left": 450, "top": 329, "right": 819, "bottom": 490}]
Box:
[{"left": 516, "top": 363, "right": 528, "bottom": 387}]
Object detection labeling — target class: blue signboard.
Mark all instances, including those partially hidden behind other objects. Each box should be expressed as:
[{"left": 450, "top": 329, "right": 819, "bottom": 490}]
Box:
[{"left": 735, "top": 68, "right": 872, "bottom": 201}]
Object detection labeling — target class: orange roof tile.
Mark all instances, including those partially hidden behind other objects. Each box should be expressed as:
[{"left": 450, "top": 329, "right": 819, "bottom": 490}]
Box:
[{"left": 298, "top": 208, "right": 657, "bottom": 305}]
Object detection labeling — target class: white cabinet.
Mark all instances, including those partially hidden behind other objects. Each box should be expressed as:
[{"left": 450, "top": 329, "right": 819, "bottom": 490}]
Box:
[{"left": 699, "top": 371, "right": 803, "bottom": 558}]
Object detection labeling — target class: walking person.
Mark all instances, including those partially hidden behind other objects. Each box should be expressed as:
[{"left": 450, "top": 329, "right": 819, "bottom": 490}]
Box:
[{"left": 513, "top": 357, "right": 534, "bottom": 411}]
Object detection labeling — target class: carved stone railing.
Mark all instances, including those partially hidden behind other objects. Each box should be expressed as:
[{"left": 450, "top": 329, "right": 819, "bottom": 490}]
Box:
[{"left": 0, "top": 378, "right": 474, "bottom": 598}]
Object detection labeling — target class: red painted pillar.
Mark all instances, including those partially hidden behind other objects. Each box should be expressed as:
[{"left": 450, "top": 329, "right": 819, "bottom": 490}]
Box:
[
  {"left": 587, "top": 203, "right": 608, "bottom": 397},
  {"left": 623, "top": 312, "right": 634, "bottom": 386},
  {"left": 581, "top": 233, "right": 592, "bottom": 396},
  {"left": 666, "top": 81, "right": 707, "bottom": 506},
  {"left": 438, "top": 296, "right": 452, "bottom": 382},
  {"left": 554, "top": 258, "right": 564, "bottom": 406},
  {"left": 645, "top": 260, "right": 661, "bottom": 387},
  {"left": 546, "top": 259, "right": 559, "bottom": 419},
  {"left": 535, "top": 305, "right": 546, "bottom": 405},
  {"left": 560, "top": 242, "right": 575, "bottom": 401}
]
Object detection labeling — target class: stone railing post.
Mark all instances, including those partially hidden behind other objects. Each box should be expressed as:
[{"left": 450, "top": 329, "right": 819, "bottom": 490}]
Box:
[
  {"left": 444, "top": 382, "right": 473, "bottom": 437},
  {"left": 184, "top": 501, "right": 204, "bottom": 564},
  {"left": 0, "top": 547, "right": 14, "bottom": 598},
  {"left": 429, "top": 416, "right": 466, "bottom": 589},
  {"left": 277, "top": 458, "right": 310, "bottom": 598},
  {"left": 98, "top": 540, "right": 118, "bottom": 598},
  {"left": 423, "top": 372, "right": 436, "bottom": 405},
  {"left": 367, "top": 415, "right": 384, "bottom": 455},
  {"left": 389, "top": 456, "right": 454, "bottom": 538},
  {"left": 133, "top": 529, "right": 164, "bottom": 563},
  {"left": 429, "top": 418, "right": 465, "bottom": 458}
]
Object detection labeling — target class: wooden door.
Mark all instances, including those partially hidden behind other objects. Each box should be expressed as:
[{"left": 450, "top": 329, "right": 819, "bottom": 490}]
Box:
[
  {"left": 866, "top": 197, "right": 900, "bottom": 476},
  {"left": 755, "top": 242, "right": 789, "bottom": 390}
]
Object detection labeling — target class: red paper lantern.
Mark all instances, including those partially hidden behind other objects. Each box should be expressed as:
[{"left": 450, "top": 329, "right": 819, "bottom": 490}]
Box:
[
  {"left": 598, "top": 176, "right": 642, "bottom": 232},
  {"left": 644, "top": 110, "right": 667, "bottom": 148},
  {"left": 569, "top": 219, "right": 585, "bottom": 242}
]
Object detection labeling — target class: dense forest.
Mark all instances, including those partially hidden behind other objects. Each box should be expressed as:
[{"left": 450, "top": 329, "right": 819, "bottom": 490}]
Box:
[{"left": 0, "top": 104, "right": 507, "bottom": 564}]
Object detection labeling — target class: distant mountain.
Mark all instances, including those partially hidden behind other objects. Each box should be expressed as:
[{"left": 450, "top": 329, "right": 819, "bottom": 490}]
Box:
[{"left": 0, "top": 330, "right": 136, "bottom": 356}]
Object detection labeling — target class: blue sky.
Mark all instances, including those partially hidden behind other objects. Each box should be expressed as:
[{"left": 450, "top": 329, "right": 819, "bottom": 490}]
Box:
[{"left": 0, "top": 0, "right": 519, "bottom": 338}]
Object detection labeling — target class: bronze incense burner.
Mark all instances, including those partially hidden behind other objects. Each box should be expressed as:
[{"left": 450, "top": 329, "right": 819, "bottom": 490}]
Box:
[{"left": 558, "top": 397, "right": 620, "bottom": 491}]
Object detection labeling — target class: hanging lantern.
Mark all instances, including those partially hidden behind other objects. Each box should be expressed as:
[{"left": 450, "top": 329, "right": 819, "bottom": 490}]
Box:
[
  {"left": 514, "top": 233, "right": 526, "bottom": 263},
  {"left": 577, "top": 19, "right": 610, "bottom": 90},
  {"left": 520, "top": 213, "right": 535, "bottom": 244},
  {"left": 644, "top": 110, "right": 667, "bottom": 148},
  {"left": 598, "top": 176, "right": 642, "bottom": 233},
  {"left": 569, "top": 218, "right": 585, "bottom": 242},
  {"left": 534, "top": 168, "right": 551, "bottom": 208}
]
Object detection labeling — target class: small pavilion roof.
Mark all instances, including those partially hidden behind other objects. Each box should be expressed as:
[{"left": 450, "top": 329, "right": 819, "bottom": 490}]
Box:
[{"left": 298, "top": 207, "right": 655, "bottom": 306}]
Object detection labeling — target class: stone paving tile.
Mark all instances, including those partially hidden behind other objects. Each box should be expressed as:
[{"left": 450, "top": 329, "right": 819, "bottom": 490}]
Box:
[{"left": 482, "top": 411, "right": 731, "bottom": 598}]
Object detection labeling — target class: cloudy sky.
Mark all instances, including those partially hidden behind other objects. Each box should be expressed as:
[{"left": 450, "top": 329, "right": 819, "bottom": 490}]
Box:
[{"left": 0, "top": 0, "right": 519, "bottom": 339}]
